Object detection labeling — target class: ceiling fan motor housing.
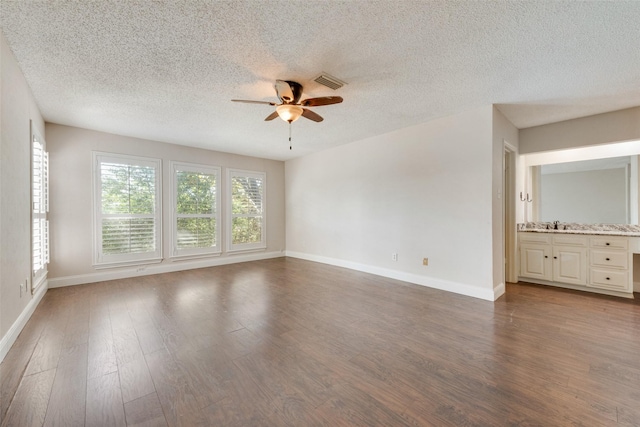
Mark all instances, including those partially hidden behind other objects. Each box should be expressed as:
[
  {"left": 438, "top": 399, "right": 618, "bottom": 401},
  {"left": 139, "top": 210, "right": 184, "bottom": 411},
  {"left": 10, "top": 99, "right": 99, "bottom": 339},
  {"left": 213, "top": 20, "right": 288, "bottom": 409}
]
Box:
[{"left": 282, "top": 81, "right": 303, "bottom": 104}]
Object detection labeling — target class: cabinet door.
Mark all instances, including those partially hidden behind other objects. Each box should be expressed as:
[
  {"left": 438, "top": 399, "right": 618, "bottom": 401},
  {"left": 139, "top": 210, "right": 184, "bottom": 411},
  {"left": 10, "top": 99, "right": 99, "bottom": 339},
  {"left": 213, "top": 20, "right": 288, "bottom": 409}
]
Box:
[
  {"left": 552, "top": 246, "right": 587, "bottom": 286},
  {"left": 520, "top": 244, "right": 551, "bottom": 281}
]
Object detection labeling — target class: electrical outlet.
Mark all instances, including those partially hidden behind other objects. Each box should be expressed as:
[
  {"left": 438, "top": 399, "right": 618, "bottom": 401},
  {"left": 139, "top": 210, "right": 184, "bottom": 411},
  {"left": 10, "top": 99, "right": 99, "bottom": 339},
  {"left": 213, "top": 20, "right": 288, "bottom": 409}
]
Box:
[
  {"left": 423, "top": 258, "right": 429, "bottom": 266},
  {"left": 392, "top": 253, "right": 398, "bottom": 262},
  {"left": 19, "top": 281, "right": 25, "bottom": 297}
]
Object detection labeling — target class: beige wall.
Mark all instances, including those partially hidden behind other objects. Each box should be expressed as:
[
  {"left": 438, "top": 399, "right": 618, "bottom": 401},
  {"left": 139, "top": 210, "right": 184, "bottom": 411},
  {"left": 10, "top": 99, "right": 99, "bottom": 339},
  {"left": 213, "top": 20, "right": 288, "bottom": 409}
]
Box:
[
  {"left": 520, "top": 107, "right": 640, "bottom": 154},
  {"left": 46, "top": 124, "right": 285, "bottom": 283},
  {"left": 285, "top": 106, "right": 501, "bottom": 300},
  {"left": 0, "top": 31, "right": 45, "bottom": 342}
]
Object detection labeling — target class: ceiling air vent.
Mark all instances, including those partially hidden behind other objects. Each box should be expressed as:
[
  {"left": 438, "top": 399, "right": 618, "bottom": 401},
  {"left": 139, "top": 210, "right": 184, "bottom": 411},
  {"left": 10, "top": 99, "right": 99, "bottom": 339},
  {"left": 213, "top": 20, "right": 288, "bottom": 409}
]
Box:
[{"left": 314, "top": 73, "right": 346, "bottom": 90}]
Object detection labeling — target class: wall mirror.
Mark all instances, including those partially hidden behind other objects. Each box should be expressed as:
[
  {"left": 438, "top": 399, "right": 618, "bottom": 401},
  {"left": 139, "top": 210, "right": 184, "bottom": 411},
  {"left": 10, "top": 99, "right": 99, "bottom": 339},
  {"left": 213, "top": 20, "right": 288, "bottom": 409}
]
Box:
[
  {"left": 537, "top": 156, "right": 631, "bottom": 224},
  {"left": 522, "top": 139, "right": 640, "bottom": 225}
]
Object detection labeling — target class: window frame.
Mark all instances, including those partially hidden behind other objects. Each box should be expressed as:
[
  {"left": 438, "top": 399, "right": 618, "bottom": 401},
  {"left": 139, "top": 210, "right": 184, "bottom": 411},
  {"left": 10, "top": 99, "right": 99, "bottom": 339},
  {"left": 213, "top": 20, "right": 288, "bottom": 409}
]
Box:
[
  {"left": 170, "top": 161, "right": 221, "bottom": 260},
  {"left": 31, "top": 122, "right": 49, "bottom": 291},
  {"left": 92, "top": 151, "right": 162, "bottom": 268},
  {"left": 227, "top": 168, "right": 267, "bottom": 253}
]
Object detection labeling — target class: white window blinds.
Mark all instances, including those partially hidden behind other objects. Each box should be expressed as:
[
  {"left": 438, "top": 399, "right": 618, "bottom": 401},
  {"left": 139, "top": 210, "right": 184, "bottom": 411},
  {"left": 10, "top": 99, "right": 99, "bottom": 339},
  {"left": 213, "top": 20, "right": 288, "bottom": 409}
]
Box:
[
  {"left": 171, "top": 162, "right": 221, "bottom": 257},
  {"left": 94, "top": 153, "right": 162, "bottom": 267},
  {"left": 32, "top": 126, "right": 49, "bottom": 287},
  {"left": 228, "top": 169, "right": 266, "bottom": 251}
]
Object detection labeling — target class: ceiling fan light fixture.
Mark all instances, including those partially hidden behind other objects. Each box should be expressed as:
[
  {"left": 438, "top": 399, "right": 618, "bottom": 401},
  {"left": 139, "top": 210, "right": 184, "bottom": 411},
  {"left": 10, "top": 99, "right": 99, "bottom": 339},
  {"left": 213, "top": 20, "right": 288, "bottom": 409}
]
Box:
[{"left": 276, "top": 104, "right": 303, "bottom": 123}]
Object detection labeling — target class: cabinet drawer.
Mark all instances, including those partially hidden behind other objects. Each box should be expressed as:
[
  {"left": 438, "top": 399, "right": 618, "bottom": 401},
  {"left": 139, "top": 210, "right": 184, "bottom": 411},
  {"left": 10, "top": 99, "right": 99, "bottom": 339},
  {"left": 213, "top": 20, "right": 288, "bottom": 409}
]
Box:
[
  {"left": 552, "top": 235, "right": 587, "bottom": 247},
  {"left": 590, "top": 236, "right": 628, "bottom": 250},
  {"left": 519, "top": 233, "right": 551, "bottom": 244},
  {"left": 588, "top": 268, "right": 629, "bottom": 291},
  {"left": 590, "top": 250, "right": 628, "bottom": 269}
]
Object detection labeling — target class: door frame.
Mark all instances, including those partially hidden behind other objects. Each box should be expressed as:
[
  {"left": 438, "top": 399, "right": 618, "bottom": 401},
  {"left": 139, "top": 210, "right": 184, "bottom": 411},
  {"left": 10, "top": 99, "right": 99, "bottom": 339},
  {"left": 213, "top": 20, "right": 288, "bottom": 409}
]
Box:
[{"left": 504, "top": 141, "right": 518, "bottom": 284}]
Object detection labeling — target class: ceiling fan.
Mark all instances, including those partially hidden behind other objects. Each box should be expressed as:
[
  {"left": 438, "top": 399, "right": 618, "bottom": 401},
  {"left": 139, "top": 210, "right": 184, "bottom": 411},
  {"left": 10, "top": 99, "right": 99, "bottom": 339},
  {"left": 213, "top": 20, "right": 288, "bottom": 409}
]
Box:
[
  {"left": 232, "top": 80, "right": 343, "bottom": 124},
  {"left": 232, "top": 80, "right": 343, "bottom": 149}
]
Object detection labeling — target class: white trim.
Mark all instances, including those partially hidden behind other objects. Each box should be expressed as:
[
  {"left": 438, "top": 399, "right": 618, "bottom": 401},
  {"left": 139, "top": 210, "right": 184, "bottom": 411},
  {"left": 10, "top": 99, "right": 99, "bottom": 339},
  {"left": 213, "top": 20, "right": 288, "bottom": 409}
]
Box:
[
  {"left": 227, "top": 168, "right": 267, "bottom": 252},
  {"left": 170, "top": 161, "right": 222, "bottom": 258},
  {"left": 92, "top": 151, "right": 163, "bottom": 267},
  {"left": 225, "top": 247, "right": 267, "bottom": 255},
  {"left": 169, "top": 252, "right": 222, "bottom": 262},
  {"left": 504, "top": 140, "right": 519, "bottom": 284},
  {"left": 0, "top": 280, "right": 48, "bottom": 363},
  {"left": 493, "top": 282, "right": 506, "bottom": 300},
  {"left": 520, "top": 277, "right": 635, "bottom": 299},
  {"left": 286, "top": 251, "right": 498, "bottom": 301},
  {"left": 31, "top": 121, "right": 49, "bottom": 288},
  {"left": 630, "top": 157, "right": 638, "bottom": 224},
  {"left": 32, "top": 272, "right": 48, "bottom": 295},
  {"left": 93, "top": 257, "right": 163, "bottom": 270},
  {"left": 48, "top": 251, "right": 285, "bottom": 288}
]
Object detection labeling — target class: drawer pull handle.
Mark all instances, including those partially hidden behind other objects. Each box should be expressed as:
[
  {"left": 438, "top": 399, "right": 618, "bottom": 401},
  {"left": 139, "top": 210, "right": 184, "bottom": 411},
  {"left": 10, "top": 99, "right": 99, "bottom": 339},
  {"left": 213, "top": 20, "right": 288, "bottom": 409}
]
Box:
[
  {"left": 553, "top": 256, "right": 557, "bottom": 259},
  {"left": 606, "top": 243, "right": 610, "bottom": 246},
  {"left": 605, "top": 257, "right": 610, "bottom": 261},
  {"left": 606, "top": 277, "right": 610, "bottom": 280},
  {"left": 544, "top": 256, "right": 548, "bottom": 259}
]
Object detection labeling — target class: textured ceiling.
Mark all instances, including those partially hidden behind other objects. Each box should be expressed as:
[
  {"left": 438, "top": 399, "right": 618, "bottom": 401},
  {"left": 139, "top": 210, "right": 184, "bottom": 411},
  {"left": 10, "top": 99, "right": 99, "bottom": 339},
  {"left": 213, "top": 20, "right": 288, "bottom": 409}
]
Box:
[{"left": 2, "top": 1, "right": 640, "bottom": 161}]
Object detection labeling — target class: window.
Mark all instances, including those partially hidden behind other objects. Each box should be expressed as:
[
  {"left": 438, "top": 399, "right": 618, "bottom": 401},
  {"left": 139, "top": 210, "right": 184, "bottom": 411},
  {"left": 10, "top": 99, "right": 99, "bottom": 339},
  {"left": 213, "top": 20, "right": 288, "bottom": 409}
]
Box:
[
  {"left": 32, "top": 123, "right": 49, "bottom": 289},
  {"left": 227, "top": 169, "right": 266, "bottom": 252},
  {"left": 93, "top": 152, "right": 162, "bottom": 267},
  {"left": 171, "top": 162, "right": 221, "bottom": 258}
]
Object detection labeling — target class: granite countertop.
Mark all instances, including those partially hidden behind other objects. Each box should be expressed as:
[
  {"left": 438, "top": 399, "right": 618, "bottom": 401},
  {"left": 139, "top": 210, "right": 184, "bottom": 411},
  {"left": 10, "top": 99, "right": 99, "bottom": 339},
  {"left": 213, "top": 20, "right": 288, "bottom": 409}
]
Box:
[{"left": 517, "top": 222, "right": 640, "bottom": 237}]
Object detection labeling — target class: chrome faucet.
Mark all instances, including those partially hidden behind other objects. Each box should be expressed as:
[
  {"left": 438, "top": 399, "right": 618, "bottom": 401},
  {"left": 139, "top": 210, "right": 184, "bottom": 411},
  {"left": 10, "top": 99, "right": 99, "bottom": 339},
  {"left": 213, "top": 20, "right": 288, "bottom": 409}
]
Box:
[{"left": 553, "top": 220, "right": 560, "bottom": 230}]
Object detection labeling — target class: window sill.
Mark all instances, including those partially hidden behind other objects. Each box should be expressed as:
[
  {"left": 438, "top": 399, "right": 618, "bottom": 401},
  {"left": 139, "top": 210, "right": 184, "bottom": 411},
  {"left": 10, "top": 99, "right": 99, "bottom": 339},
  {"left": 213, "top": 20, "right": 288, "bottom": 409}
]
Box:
[
  {"left": 93, "top": 257, "right": 163, "bottom": 270},
  {"left": 169, "top": 252, "right": 222, "bottom": 262},
  {"left": 32, "top": 272, "right": 48, "bottom": 294},
  {"left": 226, "top": 246, "right": 267, "bottom": 255}
]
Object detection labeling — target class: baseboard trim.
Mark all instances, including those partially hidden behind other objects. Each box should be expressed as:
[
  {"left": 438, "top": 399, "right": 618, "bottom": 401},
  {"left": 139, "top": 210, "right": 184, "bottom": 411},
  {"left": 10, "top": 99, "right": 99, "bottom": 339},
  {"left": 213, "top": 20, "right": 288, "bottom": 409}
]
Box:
[
  {"left": 520, "top": 277, "right": 635, "bottom": 299},
  {"left": 48, "top": 251, "right": 285, "bottom": 288},
  {"left": 493, "top": 282, "right": 506, "bottom": 300},
  {"left": 0, "top": 280, "right": 48, "bottom": 363},
  {"left": 285, "top": 251, "right": 497, "bottom": 301}
]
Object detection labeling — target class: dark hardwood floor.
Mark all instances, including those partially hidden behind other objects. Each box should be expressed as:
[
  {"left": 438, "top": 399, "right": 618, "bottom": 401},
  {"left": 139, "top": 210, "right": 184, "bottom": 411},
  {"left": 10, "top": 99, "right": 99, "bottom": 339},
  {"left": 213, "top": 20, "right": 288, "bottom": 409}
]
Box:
[{"left": 1, "top": 257, "right": 640, "bottom": 426}]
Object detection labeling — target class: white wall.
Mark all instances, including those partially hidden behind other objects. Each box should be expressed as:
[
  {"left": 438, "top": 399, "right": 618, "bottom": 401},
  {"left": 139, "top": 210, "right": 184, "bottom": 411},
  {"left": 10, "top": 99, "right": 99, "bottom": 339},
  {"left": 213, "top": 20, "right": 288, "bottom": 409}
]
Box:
[
  {"left": 45, "top": 124, "right": 285, "bottom": 285},
  {"left": 540, "top": 168, "right": 628, "bottom": 223},
  {"left": 0, "top": 31, "right": 46, "bottom": 355},
  {"left": 285, "top": 106, "right": 501, "bottom": 301}
]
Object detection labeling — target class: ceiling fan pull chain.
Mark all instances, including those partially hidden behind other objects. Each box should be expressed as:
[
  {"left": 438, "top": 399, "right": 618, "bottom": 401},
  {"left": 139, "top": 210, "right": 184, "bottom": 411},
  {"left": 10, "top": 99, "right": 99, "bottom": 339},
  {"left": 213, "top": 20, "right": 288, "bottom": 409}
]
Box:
[{"left": 289, "top": 121, "right": 292, "bottom": 150}]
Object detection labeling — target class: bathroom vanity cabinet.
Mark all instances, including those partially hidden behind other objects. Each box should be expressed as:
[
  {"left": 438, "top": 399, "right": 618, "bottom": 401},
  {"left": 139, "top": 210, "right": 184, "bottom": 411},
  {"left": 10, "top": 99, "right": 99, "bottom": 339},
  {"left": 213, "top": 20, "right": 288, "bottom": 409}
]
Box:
[{"left": 519, "top": 231, "right": 636, "bottom": 298}]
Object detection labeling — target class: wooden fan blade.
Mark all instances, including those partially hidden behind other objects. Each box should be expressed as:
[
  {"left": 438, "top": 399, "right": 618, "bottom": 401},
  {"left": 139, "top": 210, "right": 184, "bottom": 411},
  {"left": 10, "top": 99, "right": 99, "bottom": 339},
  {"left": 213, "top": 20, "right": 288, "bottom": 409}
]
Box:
[
  {"left": 301, "top": 96, "right": 343, "bottom": 107},
  {"left": 301, "top": 108, "right": 323, "bottom": 122},
  {"left": 264, "top": 111, "right": 279, "bottom": 121},
  {"left": 275, "top": 80, "right": 294, "bottom": 104},
  {"left": 231, "top": 99, "right": 276, "bottom": 105}
]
